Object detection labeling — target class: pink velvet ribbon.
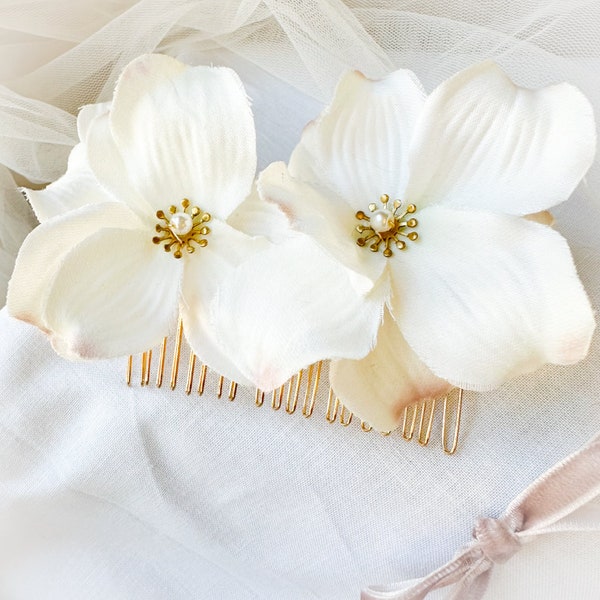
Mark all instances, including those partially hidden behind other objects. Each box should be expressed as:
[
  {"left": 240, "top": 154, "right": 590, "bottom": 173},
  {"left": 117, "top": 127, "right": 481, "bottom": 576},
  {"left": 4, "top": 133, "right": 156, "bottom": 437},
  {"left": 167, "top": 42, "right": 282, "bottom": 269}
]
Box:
[{"left": 362, "top": 431, "right": 600, "bottom": 600}]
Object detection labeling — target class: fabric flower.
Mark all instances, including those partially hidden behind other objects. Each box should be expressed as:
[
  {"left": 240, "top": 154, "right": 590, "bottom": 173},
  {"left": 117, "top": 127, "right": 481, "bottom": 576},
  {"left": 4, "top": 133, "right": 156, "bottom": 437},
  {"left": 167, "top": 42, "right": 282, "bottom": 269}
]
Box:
[
  {"left": 254, "top": 61, "right": 596, "bottom": 431},
  {"left": 7, "top": 53, "right": 268, "bottom": 384}
]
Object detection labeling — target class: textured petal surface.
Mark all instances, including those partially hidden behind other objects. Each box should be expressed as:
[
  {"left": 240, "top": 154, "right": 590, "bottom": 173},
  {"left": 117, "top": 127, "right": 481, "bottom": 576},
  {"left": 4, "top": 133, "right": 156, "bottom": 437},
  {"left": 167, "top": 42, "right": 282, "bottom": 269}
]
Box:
[
  {"left": 181, "top": 219, "right": 268, "bottom": 386},
  {"left": 7, "top": 202, "right": 142, "bottom": 332},
  {"left": 44, "top": 228, "right": 183, "bottom": 359},
  {"left": 289, "top": 69, "right": 426, "bottom": 210},
  {"left": 390, "top": 206, "right": 596, "bottom": 390},
  {"left": 226, "top": 185, "right": 291, "bottom": 243},
  {"left": 212, "top": 236, "right": 388, "bottom": 391},
  {"left": 405, "top": 61, "right": 596, "bottom": 214},
  {"left": 110, "top": 54, "right": 256, "bottom": 220},
  {"left": 330, "top": 311, "right": 452, "bottom": 432},
  {"left": 258, "top": 161, "right": 385, "bottom": 294},
  {"left": 25, "top": 143, "right": 113, "bottom": 222},
  {"left": 86, "top": 112, "right": 153, "bottom": 222}
]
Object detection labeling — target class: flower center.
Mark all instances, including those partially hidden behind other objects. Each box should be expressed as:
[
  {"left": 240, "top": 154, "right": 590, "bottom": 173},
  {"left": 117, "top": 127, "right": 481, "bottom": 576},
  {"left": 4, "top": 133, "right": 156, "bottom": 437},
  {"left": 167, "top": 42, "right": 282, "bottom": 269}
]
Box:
[
  {"left": 152, "top": 198, "right": 211, "bottom": 259},
  {"left": 355, "top": 194, "right": 419, "bottom": 258}
]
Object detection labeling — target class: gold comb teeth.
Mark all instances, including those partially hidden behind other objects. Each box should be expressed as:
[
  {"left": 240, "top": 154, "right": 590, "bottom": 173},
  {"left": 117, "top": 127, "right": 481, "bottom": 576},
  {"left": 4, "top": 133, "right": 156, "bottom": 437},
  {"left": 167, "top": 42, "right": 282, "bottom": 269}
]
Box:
[{"left": 127, "top": 322, "right": 464, "bottom": 455}]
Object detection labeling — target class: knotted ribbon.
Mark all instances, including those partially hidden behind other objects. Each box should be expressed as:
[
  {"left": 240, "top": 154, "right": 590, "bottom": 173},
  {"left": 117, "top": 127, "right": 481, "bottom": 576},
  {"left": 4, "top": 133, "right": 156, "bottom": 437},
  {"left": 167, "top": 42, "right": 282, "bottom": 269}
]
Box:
[{"left": 362, "top": 431, "right": 600, "bottom": 600}]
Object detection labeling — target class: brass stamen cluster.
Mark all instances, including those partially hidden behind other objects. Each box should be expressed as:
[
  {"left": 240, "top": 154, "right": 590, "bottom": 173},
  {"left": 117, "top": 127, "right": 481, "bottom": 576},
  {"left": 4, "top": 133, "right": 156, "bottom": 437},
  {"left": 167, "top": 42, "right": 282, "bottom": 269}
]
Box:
[
  {"left": 355, "top": 194, "right": 419, "bottom": 258},
  {"left": 152, "top": 198, "right": 211, "bottom": 259}
]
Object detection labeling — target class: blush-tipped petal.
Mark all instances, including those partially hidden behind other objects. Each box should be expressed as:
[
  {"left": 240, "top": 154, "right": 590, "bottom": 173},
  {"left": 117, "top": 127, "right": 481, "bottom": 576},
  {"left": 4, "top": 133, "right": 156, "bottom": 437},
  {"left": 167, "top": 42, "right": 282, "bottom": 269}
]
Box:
[
  {"left": 258, "top": 161, "right": 385, "bottom": 294},
  {"left": 43, "top": 228, "right": 183, "bottom": 359},
  {"left": 405, "top": 61, "right": 596, "bottom": 214},
  {"left": 25, "top": 144, "right": 114, "bottom": 222},
  {"left": 330, "top": 311, "right": 452, "bottom": 433},
  {"left": 109, "top": 54, "right": 256, "bottom": 220},
  {"left": 289, "top": 69, "right": 426, "bottom": 210},
  {"left": 391, "top": 206, "right": 596, "bottom": 390},
  {"left": 211, "top": 236, "right": 388, "bottom": 391},
  {"left": 7, "top": 202, "right": 142, "bottom": 332}
]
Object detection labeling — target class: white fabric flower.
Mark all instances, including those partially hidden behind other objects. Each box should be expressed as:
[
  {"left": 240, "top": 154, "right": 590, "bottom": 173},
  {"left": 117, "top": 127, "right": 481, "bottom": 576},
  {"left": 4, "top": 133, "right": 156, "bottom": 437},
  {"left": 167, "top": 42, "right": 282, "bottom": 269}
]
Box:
[
  {"left": 7, "top": 53, "right": 267, "bottom": 384},
  {"left": 255, "top": 61, "right": 597, "bottom": 431}
]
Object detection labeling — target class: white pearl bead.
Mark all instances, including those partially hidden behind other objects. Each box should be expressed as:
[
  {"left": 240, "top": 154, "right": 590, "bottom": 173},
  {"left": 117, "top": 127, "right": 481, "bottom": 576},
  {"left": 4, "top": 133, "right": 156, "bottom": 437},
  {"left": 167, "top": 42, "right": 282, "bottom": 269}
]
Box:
[
  {"left": 370, "top": 210, "right": 395, "bottom": 233},
  {"left": 169, "top": 212, "right": 193, "bottom": 236}
]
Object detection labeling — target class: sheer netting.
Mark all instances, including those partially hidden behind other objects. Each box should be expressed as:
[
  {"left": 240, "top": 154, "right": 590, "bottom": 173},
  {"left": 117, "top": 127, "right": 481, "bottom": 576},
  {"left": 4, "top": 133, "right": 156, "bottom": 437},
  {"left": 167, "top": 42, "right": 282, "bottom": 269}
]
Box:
[{"left": 1, "top": 3, "right": 600, "bottom": 599}]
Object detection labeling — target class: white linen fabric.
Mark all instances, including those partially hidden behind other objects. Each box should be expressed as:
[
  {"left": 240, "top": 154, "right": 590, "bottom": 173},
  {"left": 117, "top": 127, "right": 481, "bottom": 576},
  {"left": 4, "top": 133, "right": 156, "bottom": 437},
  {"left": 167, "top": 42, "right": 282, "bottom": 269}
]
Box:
[{"left": 1, "top": 1, "right": 600, "bottom": 599}]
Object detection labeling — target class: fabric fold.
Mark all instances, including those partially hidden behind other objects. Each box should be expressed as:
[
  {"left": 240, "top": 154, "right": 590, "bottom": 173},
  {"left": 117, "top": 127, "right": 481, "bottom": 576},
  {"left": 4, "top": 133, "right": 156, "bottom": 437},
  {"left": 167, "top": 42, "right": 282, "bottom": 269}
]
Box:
[{"left": 362, "top": 430, "right": 600, "bottom": 600}]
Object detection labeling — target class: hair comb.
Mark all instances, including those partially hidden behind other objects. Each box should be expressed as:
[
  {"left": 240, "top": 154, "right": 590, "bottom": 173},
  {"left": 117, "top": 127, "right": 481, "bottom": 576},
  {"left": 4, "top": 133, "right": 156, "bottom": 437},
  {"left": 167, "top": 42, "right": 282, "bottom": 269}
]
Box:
[
  {"left": 7, "top": 55, "right": 594, "bottom": 462},
  {"left": 126, "top": 319, "right": 464, "bottom": 455}
]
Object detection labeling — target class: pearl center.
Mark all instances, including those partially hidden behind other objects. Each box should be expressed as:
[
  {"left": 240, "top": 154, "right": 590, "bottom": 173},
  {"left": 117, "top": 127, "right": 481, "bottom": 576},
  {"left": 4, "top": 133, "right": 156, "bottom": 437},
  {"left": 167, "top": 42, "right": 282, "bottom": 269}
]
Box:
[
  {"left": 370, "top": 209, "right": 396, "bottom": 233},
  {"left": 169, "top": 212, "right": 193, "bottom": 236}
]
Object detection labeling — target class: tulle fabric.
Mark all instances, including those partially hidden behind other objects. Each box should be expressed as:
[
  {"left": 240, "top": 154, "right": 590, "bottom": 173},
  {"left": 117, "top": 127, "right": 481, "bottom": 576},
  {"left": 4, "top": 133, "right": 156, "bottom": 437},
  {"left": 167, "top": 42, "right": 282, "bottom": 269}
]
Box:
[{"left": 1, "top": 2, "right": 600, "bottom": 598}]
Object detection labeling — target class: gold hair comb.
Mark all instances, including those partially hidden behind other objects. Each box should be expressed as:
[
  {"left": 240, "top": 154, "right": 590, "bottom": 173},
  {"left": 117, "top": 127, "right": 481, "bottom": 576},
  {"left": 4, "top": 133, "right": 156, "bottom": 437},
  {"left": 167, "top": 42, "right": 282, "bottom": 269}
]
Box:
[{"left": 126, "top": 319, "right": 463, "bottom": 455}]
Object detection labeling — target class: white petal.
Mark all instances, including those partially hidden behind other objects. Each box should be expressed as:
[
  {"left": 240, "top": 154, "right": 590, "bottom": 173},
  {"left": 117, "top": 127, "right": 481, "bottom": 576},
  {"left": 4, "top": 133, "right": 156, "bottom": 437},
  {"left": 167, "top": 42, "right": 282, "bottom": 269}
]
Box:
[
  {"left": 390, "top": 206, "right": 596, "bottom": 390},
  {"left": 226, "top": 184, "right": 291, "bottom": 243},
  {"left": 289, "top": 69, "right": 426, "bottom": 209},
  {"left": 180, "top": 220, "right": 267, "bottom": 385},
  {"left": 76, "top": 101, "right": 110, "bottom": 142},
  {"left": 330, "top": 311, "right": 452, "bottom": 432},
  {"left": 25, "top": 143, "right": 114, "bottom": 222},
  {"left": 212, "top": 236, "right": 388, "bottom": 391},
  {"left": 44, "top": 227, "right": 183, "bottom": 359},
  {"left": 86, "top": 112, "right": 153, "bottom": 221},
  {"left": 109, "top": 54, "right": 256, "bottom": 220},
  {"left": 7, "top": 202, "right": 142, "bottom": 332},
  {"left": 258, "top": 161, "right": 385, "bottom": 294},
  {"left": 405, "top": 61, "right": 596, "bottom": 214}
]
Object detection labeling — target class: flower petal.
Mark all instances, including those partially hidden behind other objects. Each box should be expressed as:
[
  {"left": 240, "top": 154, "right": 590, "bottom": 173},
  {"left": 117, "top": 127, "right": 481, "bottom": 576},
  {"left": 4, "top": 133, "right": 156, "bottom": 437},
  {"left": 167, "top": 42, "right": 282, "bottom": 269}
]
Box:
[
  {"left": 211, "top": 236, "right": 388, "bottom": 391},
  {"left": 86, "top": 112, "right": 153, "bottom": 221},
  {"left": 25, "top": 143, "right": 113, "bottom": 222},
  {"left": 226, "top": 184, "right": 291, "bottom": 243},
  {"left": 180, "top": 219, "right": 268, "bottom": 386},
  {"left": 109, "top": 54, "right": 256, "bottom": 220},
  {"left": 258, "top": 161, "right": 385, "bottom": 294},
  {"left": 330, "top": 311, "right": 452, "bottom": 432},
  {"left": 7, "top": 202, "right": 142, "bottom": 332},
  {"left": 405, "top": 61, "right": 596, "bottom": 214},
  {"left": 76, "top": 101, "right": 110, "bottom": 142},
  {"left": 390, "top": 206, "right": 596, "bottom": 390},
  {"left": 289, "top": 69, "right": 426, "bottom": 210},
  {"left": 43, "top": 227, "right": 183, "bottom": 359}
]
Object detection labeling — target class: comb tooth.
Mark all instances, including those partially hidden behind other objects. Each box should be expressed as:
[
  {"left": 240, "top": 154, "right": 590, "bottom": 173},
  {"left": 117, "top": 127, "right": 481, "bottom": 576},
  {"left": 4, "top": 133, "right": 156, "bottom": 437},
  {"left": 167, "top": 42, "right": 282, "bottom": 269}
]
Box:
[
  {"left": 185, "top": 352, "right": 196, "bottom": 395},
  {"left": 217, "top": 375, "right": 224, "bottom": 398},
  {"left": 442, "top": 389, "right": 463, "bottom": 455},
  {"left": 302, "top": 361, "right": 322, "bottom": 418},
  {"left": 285, "top": 374, "right": 295, "bottom": 412},
  {"left": 228, "top": 381, "right": 238, "bottom": 401},
  {"left": 361, "top": 421, "right": 372, "bottom": 432},
  {"left": 140, "top": 352, "right": 148, "bottom": 386},
  {"left": 301, "top": 364, "right": 314, "bottom": 417},
  {"left": 126, "top": 355, "right": 133, "bottom": 386},
  {"left": 380, "top": 430, "right": 391, "bottom": 437},
  {"left": 339, "top": 403, "right": 353, "bottom": 427},
  {"left": 255, "top": 388, "right": 265, "bottom": 407},
  {"left": 286, "top": 369, "right": 303, "bottom": 414},
  {"left": 271, "top": 384, "right": 284, "bottom": 410},
  {"left": 418, "top": 399, "right": 436, "bottom": 446},
  {"left": 325, "top": 387, "right": 339, "bottom": 422},
  {"left": 197, "top": 363, "right": 207, "bottom": 395},
  {"left": 144, "top": 349, "right": 152, "bottom": 386},
  {"left": 156, "top": 337, "right": 167, "bottom": 387},
  {"left": 170, "top": 318, "right": 184, "bottom": 390},
  {"left": 402, "top": 403, "right": 418, "bottom": 440}
]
